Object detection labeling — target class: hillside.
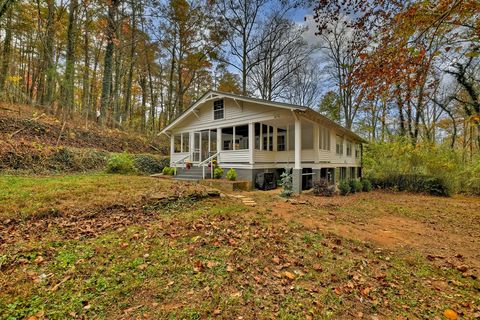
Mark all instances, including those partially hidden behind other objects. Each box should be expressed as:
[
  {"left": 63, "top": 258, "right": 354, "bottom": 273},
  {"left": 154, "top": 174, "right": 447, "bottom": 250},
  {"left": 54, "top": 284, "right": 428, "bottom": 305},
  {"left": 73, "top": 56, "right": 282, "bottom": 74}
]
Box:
[{"left": 0, "top": 103, "right": 168, "bottom": 173}]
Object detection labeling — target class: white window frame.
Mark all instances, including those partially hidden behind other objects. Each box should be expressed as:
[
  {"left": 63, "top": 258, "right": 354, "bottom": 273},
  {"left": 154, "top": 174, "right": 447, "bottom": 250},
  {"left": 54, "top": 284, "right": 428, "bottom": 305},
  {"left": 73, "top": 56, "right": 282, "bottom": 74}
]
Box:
[{"left": 213, "top": 100, "right": 224, "bottom": 120}]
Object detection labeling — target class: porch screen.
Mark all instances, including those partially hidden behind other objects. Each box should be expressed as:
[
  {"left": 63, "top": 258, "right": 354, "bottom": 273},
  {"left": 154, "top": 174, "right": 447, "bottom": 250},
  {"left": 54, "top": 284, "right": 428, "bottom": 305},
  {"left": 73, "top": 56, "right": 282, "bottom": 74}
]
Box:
[
  {"left": 222, "top": 127, "right": 234, "bottom": 150},
  {"left": 174, "top": 134, "right": 181, "bottom": 153},
  {"left": 235, "top": 125, "right": 249, "bottom": 150}
]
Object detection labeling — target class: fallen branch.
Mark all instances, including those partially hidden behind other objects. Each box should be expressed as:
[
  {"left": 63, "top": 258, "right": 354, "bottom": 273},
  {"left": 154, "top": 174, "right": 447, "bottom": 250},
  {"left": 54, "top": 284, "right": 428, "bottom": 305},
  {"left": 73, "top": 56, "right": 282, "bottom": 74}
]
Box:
[
  {"left": 49, "top": 275, "right": 71, "bottom": 292},
  {"left": 56, "top": 121, "right": 67, "bottom": 147}
]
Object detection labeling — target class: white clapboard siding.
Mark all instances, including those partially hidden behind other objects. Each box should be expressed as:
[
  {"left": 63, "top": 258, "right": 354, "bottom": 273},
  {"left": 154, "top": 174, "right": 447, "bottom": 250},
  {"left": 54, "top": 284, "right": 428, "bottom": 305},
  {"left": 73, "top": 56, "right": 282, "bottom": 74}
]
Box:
[
  {"left": 254, "top": 150, "right": 276, "bottom": 163},
  {"left": 218, "top": 150, "right": 250, "bottom": 163}
]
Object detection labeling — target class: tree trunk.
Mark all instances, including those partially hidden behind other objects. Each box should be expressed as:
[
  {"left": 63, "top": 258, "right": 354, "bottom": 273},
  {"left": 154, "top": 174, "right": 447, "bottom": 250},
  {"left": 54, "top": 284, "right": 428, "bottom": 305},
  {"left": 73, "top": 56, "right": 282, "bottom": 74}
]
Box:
[
  {"left": 0, "top": 7, "right": 12, "bottom": 93},
  {"left": 99, "top": 0, "right": 119, "bottom": 126},
  {"left": 61, "top": 0, "right": 78, "bottom": 119},
  {"left": 40, "top": 0, "right": 56, "bottom": 109},
  {"left": 123, "top": 0, "right": 136, "bottom": 125}
]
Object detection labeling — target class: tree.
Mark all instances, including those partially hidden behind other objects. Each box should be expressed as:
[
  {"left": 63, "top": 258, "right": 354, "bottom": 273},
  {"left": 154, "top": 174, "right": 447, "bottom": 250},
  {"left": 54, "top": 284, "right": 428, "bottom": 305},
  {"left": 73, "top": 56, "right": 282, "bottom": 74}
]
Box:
[
  {"left": 61, "top": 0, "right": 79, "bottom": 119},
  {"left": 99, "top": 0, "right": 121, "bottom": 126},
  {"left": 250, "top": 17, "right": 311, "bottom": 101}
]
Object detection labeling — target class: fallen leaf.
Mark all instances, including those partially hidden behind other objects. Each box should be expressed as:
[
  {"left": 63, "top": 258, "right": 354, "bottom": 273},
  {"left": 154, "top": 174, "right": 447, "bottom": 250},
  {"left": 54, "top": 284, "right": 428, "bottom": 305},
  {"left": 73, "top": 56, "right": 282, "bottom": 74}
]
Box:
[
  {"left": 284, "top": 271, "right": 295, "bottom": 280},
  {"left": 443, "top": 309, "right": 458, "bottom": 320}
]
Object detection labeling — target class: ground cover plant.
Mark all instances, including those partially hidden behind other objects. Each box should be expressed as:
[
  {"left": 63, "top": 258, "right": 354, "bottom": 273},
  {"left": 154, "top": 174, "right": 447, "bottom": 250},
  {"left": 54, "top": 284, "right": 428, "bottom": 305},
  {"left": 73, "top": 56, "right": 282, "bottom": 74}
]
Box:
[{"left": 1, "top": 175, "right": 479, "bottom": 319}]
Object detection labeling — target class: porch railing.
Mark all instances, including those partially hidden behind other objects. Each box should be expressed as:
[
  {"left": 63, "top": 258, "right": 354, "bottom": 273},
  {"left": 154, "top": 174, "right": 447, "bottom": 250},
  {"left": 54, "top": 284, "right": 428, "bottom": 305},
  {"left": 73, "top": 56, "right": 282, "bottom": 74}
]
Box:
[
  {"left": 198, "top": 151, "right": 221, "bottom": 179},
  {"left": 171, "top": 153, "right": 190, "bottom": 176}
]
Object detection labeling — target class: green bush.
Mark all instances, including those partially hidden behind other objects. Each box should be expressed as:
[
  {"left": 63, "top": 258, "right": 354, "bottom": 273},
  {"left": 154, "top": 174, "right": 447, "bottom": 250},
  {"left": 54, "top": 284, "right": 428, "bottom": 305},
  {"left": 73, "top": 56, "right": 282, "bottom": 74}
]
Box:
[
  {"left": 226, "top": 168, "right": 237, "bottom": 181},
  {"left": 339, "top": 180, "right": 351, "bottom": 196},
  {"left": 363, "top": 140, "right": 459, "bottom": 194},
  {"left": 280, "top": 169, "right": 293, "bottom": 198},
  {"left": 371, "top": 174, "right": 451, "bottom": 197},
  {"left": 459, "top": 156, "right": 480, "bottom": 195},
  {"left": 349, "top": 179, "right": 363, "bottom": 193},
  {"left": 162, "top": 166, "right": 176, "bottom": 175},
  {"left": 213, "top": 167, "right": 224, "bottom": 179},
  {"left": 361, "top": 178, "right": 372, "bottom": 192},
  {"left": 106, "top": 153, "right": 136, "bottom": 174},
  {"left": 133, "top": 154, "right": 164, "bottom": 174}
]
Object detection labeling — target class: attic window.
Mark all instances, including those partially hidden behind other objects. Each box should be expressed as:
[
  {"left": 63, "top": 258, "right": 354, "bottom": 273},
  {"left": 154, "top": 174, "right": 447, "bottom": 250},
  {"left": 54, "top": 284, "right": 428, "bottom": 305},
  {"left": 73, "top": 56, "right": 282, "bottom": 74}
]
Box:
[{"left": 213, "top": 100, "right": 224, "bottom": 120}]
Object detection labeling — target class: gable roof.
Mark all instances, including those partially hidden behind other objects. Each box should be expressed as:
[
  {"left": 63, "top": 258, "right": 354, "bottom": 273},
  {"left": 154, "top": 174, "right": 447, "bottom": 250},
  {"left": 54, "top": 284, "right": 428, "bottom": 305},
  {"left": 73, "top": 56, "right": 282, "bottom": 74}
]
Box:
[{"left": 160, "top": 90, "right": 366, "bottom": 143}]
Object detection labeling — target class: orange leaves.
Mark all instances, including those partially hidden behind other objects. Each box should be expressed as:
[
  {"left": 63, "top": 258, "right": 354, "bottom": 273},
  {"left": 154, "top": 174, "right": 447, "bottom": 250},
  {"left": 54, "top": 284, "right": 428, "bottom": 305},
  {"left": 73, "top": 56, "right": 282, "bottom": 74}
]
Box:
[{"left": 443, "top": 309, "right": 458, "bottom": 320}]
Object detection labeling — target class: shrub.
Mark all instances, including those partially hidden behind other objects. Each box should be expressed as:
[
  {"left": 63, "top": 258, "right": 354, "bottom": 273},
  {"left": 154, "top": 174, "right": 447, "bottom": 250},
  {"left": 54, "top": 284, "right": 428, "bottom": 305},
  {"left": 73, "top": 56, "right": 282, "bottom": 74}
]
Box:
[
  {"left": 226, "top": 168, "right": 237, "bottom": 181},
  {"left": 371, "top": 174, "right": 451, "bottom": 197},
  {"left": 339, "top": 180, "right": 351, "bottom": 196},
  {"left": 361, "top": 178, "right": 372, "bottom": 192},
  {"left": 349, "top": 179, "right": 363, "bottom": 193},
  {"left": 214, "top": 167, "right": 224, "bottom": 179},
  {"left": 280, "top": 169, "right": 293, "bottom": 198},
  {"left": 363, "top": 140, "right": 458, "bottom": 193},
  {"left": 133, "top": 154, "right": 164, "bottom": 174},
  {"left": 106, "top": 152, "right": 136, "bottom": 174},
  {"left": 313, "top": 178, "right": 335, "bottom": 196},
  {"left": 162, "top": 166, "right": 175, "bottom": 175}
]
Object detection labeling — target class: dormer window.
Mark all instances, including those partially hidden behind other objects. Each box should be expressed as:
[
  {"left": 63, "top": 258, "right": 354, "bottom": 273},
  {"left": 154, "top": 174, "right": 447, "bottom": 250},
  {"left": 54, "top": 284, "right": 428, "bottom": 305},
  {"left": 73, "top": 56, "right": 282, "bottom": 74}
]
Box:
[{"left": 213, "top": 100, "right": 224, "bottom": 120}]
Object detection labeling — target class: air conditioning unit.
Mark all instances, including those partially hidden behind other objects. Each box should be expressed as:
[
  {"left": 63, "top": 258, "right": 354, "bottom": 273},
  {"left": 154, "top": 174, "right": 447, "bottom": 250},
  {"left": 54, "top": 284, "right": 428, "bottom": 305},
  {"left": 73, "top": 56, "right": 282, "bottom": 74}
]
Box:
[{"left": 255, "top": 172, "right": 276, "bottom": 190}]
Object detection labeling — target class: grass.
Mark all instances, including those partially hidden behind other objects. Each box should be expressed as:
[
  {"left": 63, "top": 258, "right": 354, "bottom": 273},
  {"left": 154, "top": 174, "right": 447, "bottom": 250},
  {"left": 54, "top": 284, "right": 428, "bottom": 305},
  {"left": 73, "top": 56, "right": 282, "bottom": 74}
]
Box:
[
  {"left": 0, "top": 174, "right": 479, "bottom": 319},
  {"left": 0, "top": 173, "right": 173, "bottom": 221}
]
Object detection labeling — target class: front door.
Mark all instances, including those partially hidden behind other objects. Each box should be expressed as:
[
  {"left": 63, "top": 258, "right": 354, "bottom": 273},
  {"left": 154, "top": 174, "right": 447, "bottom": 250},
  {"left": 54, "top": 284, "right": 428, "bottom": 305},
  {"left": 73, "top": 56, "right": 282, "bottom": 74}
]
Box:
[{"left": 192, "top": 132, "right": 201, "bottom": 162}]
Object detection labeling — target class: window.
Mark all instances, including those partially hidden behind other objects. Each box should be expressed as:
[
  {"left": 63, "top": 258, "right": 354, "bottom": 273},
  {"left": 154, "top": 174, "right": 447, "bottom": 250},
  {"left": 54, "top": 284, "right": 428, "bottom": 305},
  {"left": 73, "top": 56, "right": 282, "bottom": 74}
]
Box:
[
  {"left": 355, "top": 144, "right": 361, "bottom": 158},
  {"left": 174, "top": 133, "right": 189, "bottom": 153},
  {"left": 209, "top": 130, "right": 217, "bottom": 156},
  {"left": 301, "top": 123, "right": 313, "bottom": 149},
  {"left": 222, "top": 127, "right": 234, "bottom": 150},
  {"left": 182, "top": 132, "right": 190, "bottom": 153},
  {"left": 319, "top": 126, "right": 330, "bottom": 151},
  {"left": 346, "top": 140, "right": 352, "bottom": 156},
  {"left": 255, "top": 123, "right": 273, "bottom": 150},
  {"left": 174, "top": 134, "right": 181, "bottom": 153},
  {"left": 277, "top": 127, "right": 287, "bottom": 151},
  {"left": 288, "top": 124, "right": 295, "bottom": 151},
  {"left": 262, "top": 124, "right": 273, "bottom": 151},
  {"left": 235, "top": 125, "right": 249, "bottom": 150},
  {"left": 336, "top": 135, "right": 344, "bottom": 155},
  {"left": 222, "top": 125, "right": 249, "bottom": 151},
  {"left": 213, "top": 100, "right": 224, "bottom": 120}
]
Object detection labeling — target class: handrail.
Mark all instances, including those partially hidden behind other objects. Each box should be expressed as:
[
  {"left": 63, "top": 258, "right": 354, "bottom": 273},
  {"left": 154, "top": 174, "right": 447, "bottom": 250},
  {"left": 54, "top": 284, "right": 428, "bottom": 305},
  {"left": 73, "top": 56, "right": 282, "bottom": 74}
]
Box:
[
  {"left": 198, "top": 151, "right": 220, "bottom": 179},
  {"left": 198, "top": 151, "right": 220, "bottom": 166},
  {"left": 171, "top": 153, "right": 190, "bottom": 176}
]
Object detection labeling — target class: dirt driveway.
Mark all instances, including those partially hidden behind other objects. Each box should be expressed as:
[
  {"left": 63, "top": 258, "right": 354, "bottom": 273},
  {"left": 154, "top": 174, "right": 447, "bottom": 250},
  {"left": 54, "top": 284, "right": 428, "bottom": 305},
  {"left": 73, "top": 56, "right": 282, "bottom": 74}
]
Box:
[{"left": 243, "top": 190, "right": 480, "bottom": 279}]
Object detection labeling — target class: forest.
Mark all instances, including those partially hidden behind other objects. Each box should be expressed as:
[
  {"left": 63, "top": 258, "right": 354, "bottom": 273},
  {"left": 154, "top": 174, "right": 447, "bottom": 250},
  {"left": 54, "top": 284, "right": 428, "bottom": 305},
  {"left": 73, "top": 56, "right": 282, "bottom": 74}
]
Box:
[{"left": 0, "top": 0, "right": 479, "bottom": 177}]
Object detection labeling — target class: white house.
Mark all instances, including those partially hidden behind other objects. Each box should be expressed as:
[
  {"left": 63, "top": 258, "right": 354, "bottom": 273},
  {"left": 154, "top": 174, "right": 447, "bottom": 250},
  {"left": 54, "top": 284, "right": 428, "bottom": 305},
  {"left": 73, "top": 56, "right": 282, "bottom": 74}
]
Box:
[{"left": 160, "top": 90, "right": 366, "bottom": 193}]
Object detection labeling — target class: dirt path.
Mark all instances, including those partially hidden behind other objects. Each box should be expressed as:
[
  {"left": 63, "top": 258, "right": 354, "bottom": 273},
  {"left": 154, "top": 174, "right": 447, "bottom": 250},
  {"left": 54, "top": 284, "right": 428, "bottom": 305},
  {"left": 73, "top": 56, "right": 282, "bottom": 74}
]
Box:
[{"left": 243, "top": 190, "right": 480, "bottom": 279}]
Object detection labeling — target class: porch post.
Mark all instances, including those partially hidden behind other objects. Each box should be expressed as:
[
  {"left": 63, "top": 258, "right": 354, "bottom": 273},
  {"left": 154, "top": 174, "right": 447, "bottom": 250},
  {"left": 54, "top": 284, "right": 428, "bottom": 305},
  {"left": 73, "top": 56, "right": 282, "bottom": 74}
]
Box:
[
  {"left": 216, "top": 128, "right": 221, "bottom": 153},
  {"left": 248, "top": 122, "right": 254, "bottom": 164},
  {"left": 293, "top": 117, "right": 302, "bottom": 193},
  {"left": 313, "top": 123, "right": 319, "bottom": 164},
  {"left": 170, "top": 134, "right": 174, "bottom": 166}
]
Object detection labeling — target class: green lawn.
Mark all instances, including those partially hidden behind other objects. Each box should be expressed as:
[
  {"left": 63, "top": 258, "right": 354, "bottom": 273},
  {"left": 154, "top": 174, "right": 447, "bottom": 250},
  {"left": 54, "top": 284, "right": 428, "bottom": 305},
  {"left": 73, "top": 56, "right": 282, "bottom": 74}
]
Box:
[
  {"left": 0, "top": 174, "right": 172, "bottom": 221},
  {"left": 0, "top": 174, "right": 479, "bottom": 319}
]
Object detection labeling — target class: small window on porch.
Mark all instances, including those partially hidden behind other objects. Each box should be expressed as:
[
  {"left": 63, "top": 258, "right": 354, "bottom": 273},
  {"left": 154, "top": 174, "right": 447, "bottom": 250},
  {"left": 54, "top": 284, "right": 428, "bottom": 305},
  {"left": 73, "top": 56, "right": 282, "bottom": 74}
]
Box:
[
  {"left": 346, "top": 140, "right": 352, "bottom": 157},
  {"left": 213, "top": 100, "right": 224, "bottom": 120},
  {"left": 182, "top": 132, "right": 189, "bottom": 153},
  {"left": 235, "top": 125, "right": 249, "bottom": 150},
  {"left": 222, "top": 127, "right": 234, "bottom": 150},
  {"left": 277, "top": 127, "right": 287, "bottom": 151},
  {"left": 174, "top": 134, "right": 181, "bottom": 153},
  {"left": 336, "top": 135, "right": 344, "bottom": 155}
]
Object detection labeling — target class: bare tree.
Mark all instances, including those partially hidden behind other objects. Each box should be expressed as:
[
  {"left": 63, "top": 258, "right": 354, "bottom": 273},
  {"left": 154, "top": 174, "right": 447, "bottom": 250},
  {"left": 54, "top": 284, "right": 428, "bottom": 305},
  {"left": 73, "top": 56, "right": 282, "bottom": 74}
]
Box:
[
  {"left": 249, "top": 17, "right": 312, "bottom": 101},
  {"left": 317, "top": 17, "right": 365, "bottom": 129}
]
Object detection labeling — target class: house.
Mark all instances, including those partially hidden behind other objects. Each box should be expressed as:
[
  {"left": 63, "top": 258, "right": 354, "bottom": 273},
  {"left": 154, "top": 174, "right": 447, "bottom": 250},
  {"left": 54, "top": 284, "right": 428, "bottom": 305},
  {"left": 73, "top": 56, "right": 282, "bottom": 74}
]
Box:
[{"left": 160, "top": 90, "right": 366, "bottom": 193}]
